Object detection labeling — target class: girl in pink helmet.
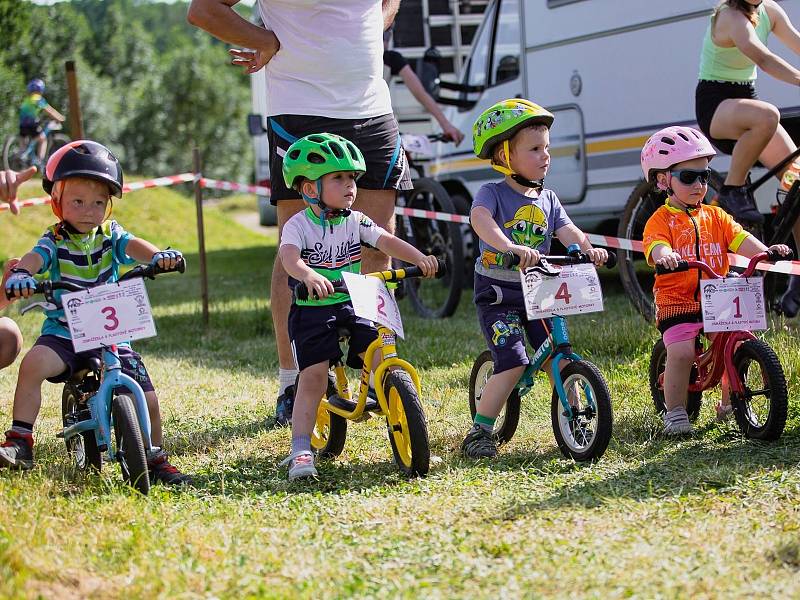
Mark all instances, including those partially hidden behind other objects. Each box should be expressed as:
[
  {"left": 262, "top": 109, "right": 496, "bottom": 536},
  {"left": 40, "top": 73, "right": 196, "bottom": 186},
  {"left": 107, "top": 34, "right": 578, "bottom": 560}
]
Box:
[{"left": 640, "top": 126, "right": 791, "bottom": 435}]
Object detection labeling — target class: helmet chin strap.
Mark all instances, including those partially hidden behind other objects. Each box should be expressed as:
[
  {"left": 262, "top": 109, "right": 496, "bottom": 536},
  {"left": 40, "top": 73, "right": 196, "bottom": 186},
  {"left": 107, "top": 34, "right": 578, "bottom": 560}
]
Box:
[
  {"left": 302, "top": 180, "right": 351, "bottom": 235},
  {"left": 491, "top": 140, "right": 544, "bottom": 191}
]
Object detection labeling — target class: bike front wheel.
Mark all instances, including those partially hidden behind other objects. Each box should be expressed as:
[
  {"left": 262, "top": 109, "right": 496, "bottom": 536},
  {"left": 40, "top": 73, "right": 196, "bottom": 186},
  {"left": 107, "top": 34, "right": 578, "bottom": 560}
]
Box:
[
  {"left": 3, "top": 135, "right": 31, "bottom": 172},
  {"left": 46, "top": 133, "right": 71, "bottom": 161},
  {"left": 396, "top": 177, "right": 464, "bottom": 318},
  {"left": 551, "top": 360, "right": 613, "bottom": 462},
  {"left": 61, "top": 383, "right": 102, "bottom": 472},
  {"left": 112, "top": 394, "right": 150, "bottom": 495},
  {"left": 384, "top": 370, "right": 430, "bottom": 476},
  {"left": 468, "top": 350, "right": 520, "bottom": 445},
  {"left": 732, "top": 339, "right": 788, "bottom": 441}
]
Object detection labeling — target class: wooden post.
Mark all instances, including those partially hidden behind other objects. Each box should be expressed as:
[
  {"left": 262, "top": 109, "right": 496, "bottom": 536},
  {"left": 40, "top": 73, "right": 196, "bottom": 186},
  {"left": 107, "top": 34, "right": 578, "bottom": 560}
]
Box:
[
  {"left": 193, "top": 147, "right": 210, "bottom": 327},
  {"left": 64, "top": 61, "right": 84, "bottom": 139}
]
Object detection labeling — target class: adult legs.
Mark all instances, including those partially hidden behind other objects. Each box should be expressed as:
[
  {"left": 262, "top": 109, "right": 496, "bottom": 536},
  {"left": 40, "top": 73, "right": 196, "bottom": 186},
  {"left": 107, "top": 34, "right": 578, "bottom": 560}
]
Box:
[{"left": 353, "top": 188, "right": 396, "bottom": 272}]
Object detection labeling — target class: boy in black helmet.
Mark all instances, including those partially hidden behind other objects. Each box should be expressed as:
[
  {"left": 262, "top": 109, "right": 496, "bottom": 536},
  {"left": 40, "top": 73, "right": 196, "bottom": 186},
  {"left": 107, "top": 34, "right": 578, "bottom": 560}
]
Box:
[{"left": 1, "top": 141, "right": 192, "bottom": 485}]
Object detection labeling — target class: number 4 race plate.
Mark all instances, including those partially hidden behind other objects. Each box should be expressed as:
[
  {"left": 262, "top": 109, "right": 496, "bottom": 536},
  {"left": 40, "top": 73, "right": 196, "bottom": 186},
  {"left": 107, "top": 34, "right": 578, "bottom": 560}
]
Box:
[
  {"left": 521, "top": 263, "right": 604, "bottom": 319},
  {"left": 700, "top": 277, "right": 767, "bottom": 332},
  {"left": 63, "top": 278, "right": 157, "bottom": 352},
  {"left": 342, "top": 272, "right": 405, "bottom": 339}
]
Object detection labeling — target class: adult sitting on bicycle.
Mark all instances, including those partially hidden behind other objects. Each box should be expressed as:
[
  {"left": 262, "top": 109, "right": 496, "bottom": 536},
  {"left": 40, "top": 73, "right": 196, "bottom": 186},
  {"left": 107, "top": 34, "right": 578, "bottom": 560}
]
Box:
[
  {"left": 18, "top": 79, "right": 65, "bottom": 168},
  {"left": 695, "top": 0, "right": 800, "bottom": 312}
]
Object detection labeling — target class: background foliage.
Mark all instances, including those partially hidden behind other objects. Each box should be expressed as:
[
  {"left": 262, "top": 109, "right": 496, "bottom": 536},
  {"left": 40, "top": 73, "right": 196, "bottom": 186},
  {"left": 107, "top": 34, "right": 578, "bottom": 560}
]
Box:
[{"left": 0, "top": 0, "right": 254, "bottom": 181}]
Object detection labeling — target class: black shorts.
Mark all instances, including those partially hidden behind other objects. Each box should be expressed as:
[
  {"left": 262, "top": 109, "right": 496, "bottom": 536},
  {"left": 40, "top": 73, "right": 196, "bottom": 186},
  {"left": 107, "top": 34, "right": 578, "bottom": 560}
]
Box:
[
  {"left": 35, "top": 335, "right": 155, "bottom": 392},
  {"left": 695, "top": 80, "right": 758, "bottom": 155},
  {"left": 288, "top": 302, "right": 377, "bottom": 371},
  {"left": 19, "top": 123, "right": 42, "bottom": 137},
  {"left": 266, "top": 113, "right": 412, "bottom": 205}
]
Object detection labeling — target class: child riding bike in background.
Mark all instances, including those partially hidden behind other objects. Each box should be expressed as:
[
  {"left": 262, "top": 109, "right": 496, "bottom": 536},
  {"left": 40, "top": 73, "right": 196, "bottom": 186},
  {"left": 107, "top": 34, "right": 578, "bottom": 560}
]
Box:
[
  {"left": 19, "top": 79, "right": 65, "bottom": 167},
  {"left": 641, "top": 126, "right": 791, "bottom": 435},
  {"left": 461, "top": 99, "right": 608, "bottom": 459},
  {"left": 0, "top": 140, "right": 192, "bottom": 485},
  {"left": 278, "top": 133, "right": 438, "bottom": 481}
]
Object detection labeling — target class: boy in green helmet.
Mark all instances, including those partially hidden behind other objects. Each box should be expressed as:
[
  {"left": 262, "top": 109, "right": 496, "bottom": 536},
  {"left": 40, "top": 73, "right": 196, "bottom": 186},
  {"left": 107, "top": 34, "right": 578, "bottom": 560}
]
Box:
[
  {"left": 462, "top": 99, "right": 609, "bottom": 459},
  {"left": 278, "top": 133, "right": 438, "bottom": 481}
]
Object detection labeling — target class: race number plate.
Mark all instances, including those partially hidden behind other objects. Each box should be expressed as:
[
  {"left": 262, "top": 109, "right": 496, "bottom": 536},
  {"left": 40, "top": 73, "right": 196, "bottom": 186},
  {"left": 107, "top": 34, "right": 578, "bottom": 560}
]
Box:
[
  {"left": 700, "top": 277, "right": 766, "bottom": 332},
  {"left": 63, "top": 278, "right": 157, "bottom": 352},
  {"left": 342, "top": 272, "right": 404, "bottom": 339},
  {"left": 521, "top": 263, "right": 604, "bottom": 319}
]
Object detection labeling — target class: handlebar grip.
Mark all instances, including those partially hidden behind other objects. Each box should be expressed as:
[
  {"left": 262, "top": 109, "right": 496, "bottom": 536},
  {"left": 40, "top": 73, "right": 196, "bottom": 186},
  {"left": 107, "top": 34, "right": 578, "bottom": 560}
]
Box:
[
  {"left": 603, "top": 253, "right": 616, "bottom": 269},
  {"left": 655, "top": 260, "right": 690, "bottom": 275},
  {"left": 5, "top": 282, "right": 45, "bottom": 300},
  {"left": 765, "top": 248, "right": 794, "bottom": 263},
  {"left": 501, "top": 251, "right": 520, "bottom": 269},
  {"left": 501, "top": 251, "right": 616, "bottom": 269},
  {"left": 402, "top": 259, "right": 447, "bottom": 280},
  {"left": 294, "top": 279, "right": 347, "bottom": 301},
  {"left": 152, "top": 256, "right": 186, "bottom": 275}
]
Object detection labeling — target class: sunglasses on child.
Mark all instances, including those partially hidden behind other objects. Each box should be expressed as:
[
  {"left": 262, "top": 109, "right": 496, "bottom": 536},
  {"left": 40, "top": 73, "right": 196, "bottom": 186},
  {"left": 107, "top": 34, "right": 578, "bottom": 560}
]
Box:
[{"left": 670, "top": 168, "right": 711, "bottom": 185}]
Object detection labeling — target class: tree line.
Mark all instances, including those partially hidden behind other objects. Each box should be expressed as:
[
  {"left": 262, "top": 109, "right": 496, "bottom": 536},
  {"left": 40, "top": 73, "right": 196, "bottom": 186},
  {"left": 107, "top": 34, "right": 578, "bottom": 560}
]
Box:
[{"left": 0, "top": 0, "right": 254, "bottom": 181}]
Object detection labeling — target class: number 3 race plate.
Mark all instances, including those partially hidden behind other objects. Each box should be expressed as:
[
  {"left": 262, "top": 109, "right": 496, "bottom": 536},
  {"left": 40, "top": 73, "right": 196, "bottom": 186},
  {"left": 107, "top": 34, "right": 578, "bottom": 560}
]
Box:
[
  {"left": 521, "top": 263, "right": 604, "bottom": 319},
  {"left": 63, "top": 278, "right": 157, "bottom": 352},
  {"left": 700, "top": 277, "right": 767, "bottom": 332},
  {"left": 342, "top": 272, "right": 405, "bottom": 338}
]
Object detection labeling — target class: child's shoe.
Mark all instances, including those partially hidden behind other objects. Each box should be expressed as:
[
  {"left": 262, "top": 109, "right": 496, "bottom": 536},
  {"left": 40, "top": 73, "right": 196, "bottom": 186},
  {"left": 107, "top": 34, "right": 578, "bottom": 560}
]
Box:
[
  {"left": 147, "top": 447, "right": 193, "bottom": 486},
  {"left": 275, "top": 385, "right": 295, "bottom": 427},
  {"left": 0, "top": 430, "right": 34, "bottom": 470},
  {"left": 715, "top": 402, "right": 734, "bottom": 423},
  {"left": 281, "top": 450, "right": 318, "bottom": 481},
  {"left": 662, "top": 407, "right": 694, "bottom": 436},
  {"left": 461, "top": 424, "right": 497, "bottom": 458}
]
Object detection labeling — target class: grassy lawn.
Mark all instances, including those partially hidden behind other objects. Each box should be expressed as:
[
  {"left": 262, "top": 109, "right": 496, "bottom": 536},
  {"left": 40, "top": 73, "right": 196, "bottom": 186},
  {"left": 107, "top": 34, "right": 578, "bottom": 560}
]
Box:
[{"left": 1, "top": 180, "right": 799, "bottom": 598}]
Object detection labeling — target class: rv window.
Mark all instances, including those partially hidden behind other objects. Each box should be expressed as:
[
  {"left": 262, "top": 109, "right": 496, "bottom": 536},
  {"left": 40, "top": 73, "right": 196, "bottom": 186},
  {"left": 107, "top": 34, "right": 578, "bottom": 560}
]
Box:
[
  {"left": 547, "top": 0, "right": 587, "bottom": 8},
  {"left": 491, "top": 0, "right": 520, "bottom": 86},
  {"left": 460, "top": 0, "right": 497, "bottom": 111}
]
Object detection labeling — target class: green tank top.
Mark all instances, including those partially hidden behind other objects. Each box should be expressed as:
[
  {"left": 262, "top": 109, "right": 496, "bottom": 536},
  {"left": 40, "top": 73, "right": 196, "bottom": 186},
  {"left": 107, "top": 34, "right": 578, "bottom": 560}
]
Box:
[{"left": 699, "top": 3, "right": 771, "bottom": 82}]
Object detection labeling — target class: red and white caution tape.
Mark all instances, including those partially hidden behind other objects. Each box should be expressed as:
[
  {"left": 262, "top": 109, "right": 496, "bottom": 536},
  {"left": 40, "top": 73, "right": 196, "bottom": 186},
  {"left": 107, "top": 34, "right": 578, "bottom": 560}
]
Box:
[
  {"left": 394, "top": 205, "right": 471, "bottom": 224},
  {"left": 0, "top": 172, "right": 195, "bottom": 213},
  {"left": 200, "top": 177, "right": 271, "bottom": 196}
]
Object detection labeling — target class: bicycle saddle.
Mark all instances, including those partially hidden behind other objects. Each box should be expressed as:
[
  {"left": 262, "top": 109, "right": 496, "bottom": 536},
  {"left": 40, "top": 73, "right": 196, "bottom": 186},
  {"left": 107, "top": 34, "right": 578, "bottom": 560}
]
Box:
[{"left": 69, "top": 357, "right": 102, "bottom": 384}]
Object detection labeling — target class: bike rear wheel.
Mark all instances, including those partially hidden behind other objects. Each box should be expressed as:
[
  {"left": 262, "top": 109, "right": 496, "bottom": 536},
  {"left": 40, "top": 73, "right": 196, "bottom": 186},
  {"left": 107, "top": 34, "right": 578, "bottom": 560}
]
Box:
[
  {"left": 731, "top": 339, "right": 788, "bottom": 441},
  {"left": 46, "top": 133, "right": 71, "bottom": 161},
  {"left": 551, "top": 360, "right": 613, "bottom": 462},
  {"left": 649, "top": 338, "right": 703, "bottom": 421},
  {"left": 61, "top": 383, "right": 102, "bottom": 472},
  {"left": 384, "top": 370, "right": 430, "bottom": 476},
  {"left": 468, "top": 350, "right": 520, "bottom": 445},
  {"left": 310, "top": 373, "right": 347, "bottom": 458},
  {"left": 3, "top": 135, "right": 32, "bottom": 172},
  {"left": 112, "top": 394, "right": 150, "bottom": 494},
  {"left": 396, "top": 177, "right": 463, "bottom": 318}
]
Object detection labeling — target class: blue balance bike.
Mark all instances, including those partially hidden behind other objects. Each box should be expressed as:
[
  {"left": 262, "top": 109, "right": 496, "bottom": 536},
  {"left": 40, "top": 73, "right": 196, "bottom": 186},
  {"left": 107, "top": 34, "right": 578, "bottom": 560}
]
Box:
[{"left": 468, "top": 245, "right": 615, "bottom": 461}]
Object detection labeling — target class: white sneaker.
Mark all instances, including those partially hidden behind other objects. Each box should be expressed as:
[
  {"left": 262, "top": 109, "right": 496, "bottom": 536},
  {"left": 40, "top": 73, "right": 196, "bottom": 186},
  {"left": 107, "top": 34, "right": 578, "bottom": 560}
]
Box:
[
  {"left": 280, "top": 450, "right": 318, "bottom": 481},
  {"left": 662, "top": 407, "right": 694, "bottom": 436}
]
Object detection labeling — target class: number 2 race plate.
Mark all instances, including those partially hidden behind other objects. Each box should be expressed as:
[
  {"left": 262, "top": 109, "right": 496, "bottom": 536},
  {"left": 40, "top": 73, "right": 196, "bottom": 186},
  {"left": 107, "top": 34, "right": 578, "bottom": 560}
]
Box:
[
  {"left": 342, "top": 272, "right": 405, "bottom": 339},
  {"left": 700, "top": 277, "right": 767, "bottom": 332},
  {"left": 521, "top": 263, "right": 604, "bottom": 319},
  {"left": 63, "top": 278, "right": 157, "bottom": 352}
]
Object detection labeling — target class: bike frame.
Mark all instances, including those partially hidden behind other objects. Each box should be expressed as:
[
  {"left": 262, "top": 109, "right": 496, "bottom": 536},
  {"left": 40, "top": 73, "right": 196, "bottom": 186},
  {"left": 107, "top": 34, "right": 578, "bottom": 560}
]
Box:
[
  {"left": 514, "top": 315, "right": 592, "bottom": 419},
  {"left": 61, "top": 344, "right": 153, "bottom": 461},
  {"left": 19, "top": 121, "right": 56, "bottom": 159}
]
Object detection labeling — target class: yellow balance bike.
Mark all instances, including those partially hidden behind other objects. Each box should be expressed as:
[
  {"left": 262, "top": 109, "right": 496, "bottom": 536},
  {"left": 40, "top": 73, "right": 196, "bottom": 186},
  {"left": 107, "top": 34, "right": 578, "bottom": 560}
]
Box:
[{"left": 294, "top": 261, "right": 445, "bottom": 477}]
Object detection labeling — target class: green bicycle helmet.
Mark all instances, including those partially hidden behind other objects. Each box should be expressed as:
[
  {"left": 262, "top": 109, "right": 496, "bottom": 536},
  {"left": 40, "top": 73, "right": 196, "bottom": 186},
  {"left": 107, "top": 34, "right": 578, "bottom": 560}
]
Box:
[
  {"left": 282, "top": 133, "right": 366, "bottom": 191},
  {"left": 472, "top": 98, "right": 554, "bottom": 160}
]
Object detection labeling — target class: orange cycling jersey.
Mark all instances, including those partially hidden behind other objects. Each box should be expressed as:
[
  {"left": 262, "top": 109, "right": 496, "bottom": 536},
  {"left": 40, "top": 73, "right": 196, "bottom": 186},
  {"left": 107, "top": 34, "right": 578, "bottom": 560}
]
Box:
[{"left": 643, "top": 201, "right": 749, "bottom": 323}]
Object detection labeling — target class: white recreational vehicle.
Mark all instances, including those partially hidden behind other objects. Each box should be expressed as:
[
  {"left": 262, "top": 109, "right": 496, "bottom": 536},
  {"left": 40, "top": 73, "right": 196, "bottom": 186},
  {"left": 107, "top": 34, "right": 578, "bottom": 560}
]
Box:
[{"left": 430, "top": 0, "right": 800, "bottom": 232}]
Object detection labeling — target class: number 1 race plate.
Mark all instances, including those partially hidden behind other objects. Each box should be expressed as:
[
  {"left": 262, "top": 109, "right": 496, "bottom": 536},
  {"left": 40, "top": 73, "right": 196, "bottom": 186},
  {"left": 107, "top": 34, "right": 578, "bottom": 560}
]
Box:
[
  {"left": 342, "top": 272, "right": 404, "bottom": 339},
  {"left": 700, "top": 277, "right": 767, "bottom": 332},
  {"left": 63, "top": 278, "right": 157, "bottom": 352},
  {"left": 521, "top": 263, "right": 603, "bottom": 319}
]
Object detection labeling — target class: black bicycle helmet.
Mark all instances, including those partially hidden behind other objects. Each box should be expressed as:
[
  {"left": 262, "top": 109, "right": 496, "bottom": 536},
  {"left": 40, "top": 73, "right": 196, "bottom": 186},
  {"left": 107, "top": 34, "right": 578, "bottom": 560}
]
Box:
[{"left": 43, "top": 140, "right": 124, "bottom": 198}]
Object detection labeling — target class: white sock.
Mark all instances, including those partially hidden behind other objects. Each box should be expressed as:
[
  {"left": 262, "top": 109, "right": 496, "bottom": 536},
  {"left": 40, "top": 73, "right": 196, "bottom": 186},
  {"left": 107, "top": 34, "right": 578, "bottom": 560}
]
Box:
[{"left": 279, "top": 368, "right": 298, "bottom": 395}]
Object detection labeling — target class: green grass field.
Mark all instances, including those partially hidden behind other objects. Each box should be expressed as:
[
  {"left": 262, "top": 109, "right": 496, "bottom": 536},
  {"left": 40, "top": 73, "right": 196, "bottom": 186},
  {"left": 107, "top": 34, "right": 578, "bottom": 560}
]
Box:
[{"left": 1, "top": 181, "right": 799, "bottom": 598}]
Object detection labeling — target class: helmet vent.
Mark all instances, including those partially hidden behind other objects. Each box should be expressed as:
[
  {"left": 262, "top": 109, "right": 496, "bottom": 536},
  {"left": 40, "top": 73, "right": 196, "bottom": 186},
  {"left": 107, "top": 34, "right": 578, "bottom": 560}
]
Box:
[
  {"left": 74, "top": 145, "right": 91, "bottom": 155},
  {"left": 288, "top": 149, "right": 301, "bottom": 160},
  {"left": 307, "top": 152, "right": 326, "bottom": 164},
  {"left": 346, "top": 143, "right": 358, "bottom": 160},
  {"left": 658, "top": 150, "right": 670, "bottom": 156},
  {"left": 660, "top": 136, "right": 675, "bottom": 146},
  {"left": 308, "top": 135, "right": 326, "bottom": 143},
  {"left": 329, "top": 143, "right": 344, "bottom": 159}
]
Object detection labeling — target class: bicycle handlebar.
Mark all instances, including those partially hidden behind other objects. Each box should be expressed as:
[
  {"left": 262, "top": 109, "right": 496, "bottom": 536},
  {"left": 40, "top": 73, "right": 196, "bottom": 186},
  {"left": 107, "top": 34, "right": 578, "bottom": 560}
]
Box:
[
  {"left": 294, "top": 259, "right": 446, "bottom": 301},
  {"left": 654, "top": 249, "right": 793, "bottom": 278},
  {"left": 5, "top": 257, "right": 186, "bottom": 301},
  {"left": 500, "top": 250, "right": 617, "bottom": 270}
]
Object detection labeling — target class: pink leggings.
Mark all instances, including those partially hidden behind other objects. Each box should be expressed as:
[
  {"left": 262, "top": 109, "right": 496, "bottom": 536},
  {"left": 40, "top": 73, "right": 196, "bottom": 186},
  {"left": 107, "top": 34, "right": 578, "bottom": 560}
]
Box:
[{"left": 662, "top": 322, "right": 704, "bottom": 347}]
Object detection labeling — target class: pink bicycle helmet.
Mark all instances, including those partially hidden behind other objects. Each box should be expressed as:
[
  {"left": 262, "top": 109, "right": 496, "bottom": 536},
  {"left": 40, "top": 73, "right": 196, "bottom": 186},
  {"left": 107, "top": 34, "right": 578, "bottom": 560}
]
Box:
[{"left": 641, "top": 126, "right": 716, "bottom": 184}]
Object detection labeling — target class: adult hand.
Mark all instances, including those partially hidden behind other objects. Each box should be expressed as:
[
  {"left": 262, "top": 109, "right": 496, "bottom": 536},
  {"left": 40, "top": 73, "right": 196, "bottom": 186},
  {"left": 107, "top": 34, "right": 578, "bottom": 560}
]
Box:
[
  {"left": 441, "top": 122, "right": 464, "bottom": 146},
  {"left": 0, "top": 167, "right": 37, "bottom": 215},
  {"left": 229, "top": 43, "right": 279, "bottom": 74}
]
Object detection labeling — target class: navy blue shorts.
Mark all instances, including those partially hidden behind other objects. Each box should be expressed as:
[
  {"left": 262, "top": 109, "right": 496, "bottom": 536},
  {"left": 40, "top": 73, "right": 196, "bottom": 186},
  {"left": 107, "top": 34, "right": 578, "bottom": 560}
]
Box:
[
  {"left": 266, "top": 113, "right": 413, "bottom": 204},
  {"left": 35, "top": 335, "right": 155, "bottom": 393},
  {"left": 474, "top": 274, "right": 552, "bottom": 374},
  {"left": 288, "top": 302, "right": 377, "bottom": 371}
]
